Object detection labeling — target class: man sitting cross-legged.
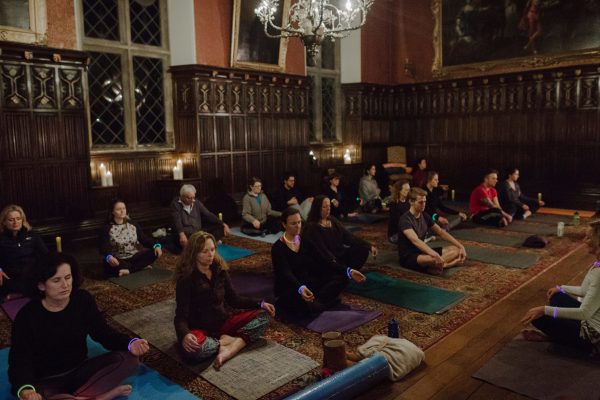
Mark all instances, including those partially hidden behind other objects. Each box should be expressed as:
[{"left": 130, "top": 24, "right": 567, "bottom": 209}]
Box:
[{"left": 398, "top": 187, "right": 467, "bottom": 275}]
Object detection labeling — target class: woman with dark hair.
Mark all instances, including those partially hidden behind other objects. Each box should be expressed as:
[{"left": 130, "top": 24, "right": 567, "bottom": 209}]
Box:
[
  {"left": 8, "top": 252, "right": 149, "bottom": 400},
  {"left": 424, "top": 171, "right": 467, "bottom": 230},
  {"left": 498, "top": 167, "right": 544, "bottom": 219},
  {"left": 520, "top": 219, "right": 600, "bottom": 354},
  {"left": 241, "top": 177, "right": 282, "bottom": 236},
  {"left": 358, "top": 164, "right": 383, "bottom": 213},
  {"left": 387, "top": 179, "right": 411, "bottom": 244},
  {"left": 174, "top": 231, "right": 275, "bottom": 370},
  {"left": 411, "top": 157, "right": 428, "bottom": 188},
  {"left": 303, "top": 195, "right": 377, "bottom": 274},
  {"left": 271, "top": 208, "right": 365, "bottom": 319},
  {"left": 100, "top": 199, "right": 162, "bottom": 278},
  {"left": 0, "top": 204, "right": 48, "bottom": 299},
  {"left": 325, "top": 173, "right": 357, "bottom": 220}
]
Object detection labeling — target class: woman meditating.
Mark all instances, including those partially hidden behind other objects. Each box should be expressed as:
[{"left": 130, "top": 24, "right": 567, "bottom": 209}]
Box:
[
  {"left": 498, "top": 167, "right": 545, "bottom": 220},
  {"left": 303, "top": 195, "right": 377, "bottom": 274},
  {"left": 387, "top": 179, "right": 411, "bottom": 244},
  {"left": 174, "top": 231, "right": 275, "bottom": 369},
  {"left": 0, "top": 204, "right": 48, "bottom": 299},
  {"left": 8, "top": 252, "right": 149, "bottom": 400},
  {"left": 358, "top": 164, "right": 383, "bottom": 213},
  {"left": 272, "top": 208, "right": 366, "bottom": 319},
  {"left": 325, "top": 173, "right": 357, "bottom": 220},
  {"left": 521, "top": 219, "right": 600, "bottom": 354},
  {"left": 100, "top": 199, "right": 162, "bottom": 277},
  {"left": 241, "top": 177, "right": 282, "bottom": 236}
]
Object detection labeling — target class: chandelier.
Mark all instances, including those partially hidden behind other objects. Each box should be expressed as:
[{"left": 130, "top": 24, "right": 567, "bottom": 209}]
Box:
[{"left": 255, "top": 0, "right": 375, "bottom": 60}]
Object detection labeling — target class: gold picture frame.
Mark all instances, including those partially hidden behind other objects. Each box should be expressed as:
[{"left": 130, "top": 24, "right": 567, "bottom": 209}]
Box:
[
  {"left": 432, "top": 0, "right": 600, "bottom": 79},
  {"left": 231, "top": 0, "right": 290, "bottom": 72}
]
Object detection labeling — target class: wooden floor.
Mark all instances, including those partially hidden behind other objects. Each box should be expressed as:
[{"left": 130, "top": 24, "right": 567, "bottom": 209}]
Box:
[{"left": 356, "top": 242, "right": 592, "bottom": 400}]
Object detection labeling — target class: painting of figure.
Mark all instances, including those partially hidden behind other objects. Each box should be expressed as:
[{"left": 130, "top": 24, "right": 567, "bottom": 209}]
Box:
[{"left": 439, "top": 0, "right": 600, "bottom": 67}]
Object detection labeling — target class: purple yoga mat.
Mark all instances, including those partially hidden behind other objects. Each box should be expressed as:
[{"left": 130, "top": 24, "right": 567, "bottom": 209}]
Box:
[
  {"left": 229, "top": 273, "right": 381, "bottom": 333},
  {"left": 1, "top": 297, "right": 30, "bottom": 320}
]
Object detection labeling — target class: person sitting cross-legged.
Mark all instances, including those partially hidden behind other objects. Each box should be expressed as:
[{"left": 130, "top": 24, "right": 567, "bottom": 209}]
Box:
[
  {"left": 469, "top": 169, "right": 513, "bottom": 227},
  {"left": 398, "top": 187, "right": 467, "bottom": 276},
  {"left": 424, "top": 171, "right": 468, "bottom": 231},
  {"left": 241, "top": 177, "right": 282, "bottom": 236}
]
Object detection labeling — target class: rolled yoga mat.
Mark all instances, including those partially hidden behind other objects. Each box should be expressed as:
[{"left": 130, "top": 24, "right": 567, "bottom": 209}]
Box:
[
  {"left": 284, "top": 354, "right": 390, "bottom": 400},
  {"left": 347, "top": 272, "right": 465, "bottom": 314}
]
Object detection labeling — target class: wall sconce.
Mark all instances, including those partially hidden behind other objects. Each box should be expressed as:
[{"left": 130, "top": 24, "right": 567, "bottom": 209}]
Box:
[{"left": 404, "top": 58, "right": 416, "bottom": 79}]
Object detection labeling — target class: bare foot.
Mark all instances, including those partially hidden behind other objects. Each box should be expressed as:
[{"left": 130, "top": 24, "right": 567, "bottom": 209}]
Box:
[
  {"left": 522, "top": 329, "right": 549, "bottom": 342},
  {"left": 219, "top": 334, "right": 236, "bottom": 346},
  {"left": 95, "top": 384, "right": 132, "bottom": 400},
  {"left": 213, "top": 337, "right": 246, "bottom": 370},
  {"left": 118, "top": 269, "right": 130, "bottom": 277}
]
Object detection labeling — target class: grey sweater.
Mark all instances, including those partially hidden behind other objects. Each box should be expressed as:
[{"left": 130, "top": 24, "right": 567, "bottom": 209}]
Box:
[
  {"left": 242, "top": 192, "right": 281, "bottom": 224},
  {"left": 170, "top": 198, "right": 223, "bottom": 236}
]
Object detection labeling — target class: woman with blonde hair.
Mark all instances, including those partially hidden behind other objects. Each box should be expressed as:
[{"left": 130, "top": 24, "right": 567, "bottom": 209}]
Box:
[
  {"left": 0, "top": 204, "right": 48, "bottom": 300},
  {"left": 521, "top": 220, "right": 600, "bottom": 354},
  {"left": 174, "top": 231, "right": 275, "bottom": 369}
]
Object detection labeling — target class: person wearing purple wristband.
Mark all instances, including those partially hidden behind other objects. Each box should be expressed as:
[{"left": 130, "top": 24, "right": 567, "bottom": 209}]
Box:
[
  {"left": 8, "top": 252, "right": 149, "bottom": 400},
  {"left": 521, "top": 219, "right": 600, "bottom": 354}
]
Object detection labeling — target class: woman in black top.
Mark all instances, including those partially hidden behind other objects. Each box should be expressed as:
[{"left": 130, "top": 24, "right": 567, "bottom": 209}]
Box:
[
  {"left": 387, "top": 179, "right": 411, "bottom": 243},
  {"left": 325, "top": 173, "right": 357, "bottom": 220},
  {"left": 497, "top": 167, "right": 544, "bottom": 219},
  {"left": 9, "top": 252, "right": 149, "bottom": 400},
  {"left": 272, "top": 208, "right": 365, "bottom": 319},
  {"left": 303, "top": 195, "right": 377, "bottom": 273},
  {"left": 0, "top": 204, "right": 48, "bottom": 299}
]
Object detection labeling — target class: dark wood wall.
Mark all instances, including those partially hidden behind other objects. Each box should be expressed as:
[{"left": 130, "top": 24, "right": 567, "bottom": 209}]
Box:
[
  {"left": 170, "top": 65, "right": 311, "bottom": 199},
  {"left": 343, "top": 65, "right": 600, "bottom": 209},
  {"left": 0, "top": 42, "right": 91, "bottom": 223}
]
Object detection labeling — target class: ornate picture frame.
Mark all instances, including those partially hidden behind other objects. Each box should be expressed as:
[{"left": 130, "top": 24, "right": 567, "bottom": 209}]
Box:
[
  {"left": 0, "top": 0, "right": 47, "bottom": 44},
  {"left": 432, "top": 0, "right": 600, "bottom": 78},
  {"left": 231, "top": 0, "right": 290, "bottom": 72}
]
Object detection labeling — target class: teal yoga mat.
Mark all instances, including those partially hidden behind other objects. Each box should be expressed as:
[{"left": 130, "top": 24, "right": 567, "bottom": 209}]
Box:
[
  {"left": 229, "top": 226, "right": 283, "bottom": 244},
  {"left": 347, "top": 271, "right": 465, "bottom": 314},
  {"left": 218, "top": 243, "right": 255, "bottom": 261},
  {"left": 451, "top": 228, "right": 528, "bottom": 248},
  {"left": 0, "top": 337, "right": 199, "bottom": 400},
  {"left": 108, "top": 267, "right": 173, "bottom": 290}
]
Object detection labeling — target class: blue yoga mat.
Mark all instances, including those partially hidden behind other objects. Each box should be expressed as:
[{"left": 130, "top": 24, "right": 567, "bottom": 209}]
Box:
[
  {"left": 229, "top": 227, "right": 283, "bottom": 244},
  {"left": 347, "top": 271, "right": 465, "bottom": 314},
  {"left": 218, "top": 244, "right": 255, "bottom": 261},
  {"left": 0, "top": 337, "right": 199, "bottom": 400}
]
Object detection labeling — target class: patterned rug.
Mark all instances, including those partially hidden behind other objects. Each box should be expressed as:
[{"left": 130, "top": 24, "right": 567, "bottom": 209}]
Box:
[{"left": 0, "top": 220, "right": 587, "bottom": 399}]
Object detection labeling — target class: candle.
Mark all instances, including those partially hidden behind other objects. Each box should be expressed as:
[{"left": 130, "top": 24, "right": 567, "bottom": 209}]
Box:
[
  {"left": 178, "top": 166, "right": 184, "bottom": 180},
  {"left": 451, "top": 189, "right": 456, "bottom": 201},
  {"left": 343, "top": 149, "right": 351, "bottom": 165},
  {"left": 56, "top": 236, "right": 62, "bottom": 253},
  {"left": 106, "top": 171, "right": 113, "bottom": 186},
  {"left": 218, "top": 212, "right": 223, "bottom": 221},
  {"left": 99, "top": 163, "right": 107, "bottom": 186},
  {"left": 538, "top": 192, "right": 542, "bottom": 202},
  {"left": 177, "top": 159, "right": 183, "bottom": 170},
  {"left": 173, "top": 166, "right": 179, "bottom": 180}
]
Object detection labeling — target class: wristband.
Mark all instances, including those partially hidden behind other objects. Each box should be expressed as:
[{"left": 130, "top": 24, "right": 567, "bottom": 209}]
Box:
[
  {"left": 594, "top": 261, "right": 600, "bottom": 268},
  {"left": 17, "top": 384, "right": 36, "bottom": 398},
  {"left": 346, "top": 267, "right": 352, "bottom": 279},
  {"left": 298, "top": 285, "right": 307, "bottom": 295},
  {"left": 105, "top": 254, "right": 112, "bottom": 263},
  {"left": 432, "top": 213, "right": 439, "bottom": 222},
  {"left": 556, "top": 285, "right": 565, "bottom": 294},
  {"left": 128, "top": 337, "right": 140, "bottom": 352},
  {"left": 553, "top": 307, "right": 558, "bottom": 319},
  {"left": 153, "top": 243, "right": 162, "bottom": 249},
  {"left": 260, "top": 300, "right": 265, "bottom": 309}
]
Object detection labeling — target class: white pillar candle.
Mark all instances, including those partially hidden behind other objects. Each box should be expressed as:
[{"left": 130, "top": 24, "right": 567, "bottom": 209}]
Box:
[
  {"left": 98, "top": 163, "right": 107, "bottom": 186},
  {"left": 106, "top": 171, "right": 113, "bottom": 186},
  {"left": 173, "top": 166, "right": 179, "bottom": 180}
]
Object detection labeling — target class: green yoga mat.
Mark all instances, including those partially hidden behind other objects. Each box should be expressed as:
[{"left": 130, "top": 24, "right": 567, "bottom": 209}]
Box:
[
  {"left": 428, "top": 241, "right": 540, "bottom": 269},
  {"left": 528, "top": 214, "right": 572, "bottom": 225},
  {"left": 502, "top": 222, "right": 556, "bottom": 235},
  {"left": 108, "top": 267, "right": 173, "bottom": 290},
  {"left": 372, "top": 251, "right": 464, "bottom": 278},
  {"left": 451, "top": 229, "right": 527, "bottom": 248},
  {"left": 347, "top": 271, "right": 465, "bottom": 314}
]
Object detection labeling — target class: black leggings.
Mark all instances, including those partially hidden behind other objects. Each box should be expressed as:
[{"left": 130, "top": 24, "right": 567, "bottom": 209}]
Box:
[
  {"left": 472, "top": 208, "right": 504, "bottom": 227},
  {"left": 241, "top": 216, "right": 281, "bottom": 236},
  {"left": 104, "top": 248, "right": 157, "bottom": 278},
  {"left": 532, "top": 292, "right": 594, "bottom": 353}
]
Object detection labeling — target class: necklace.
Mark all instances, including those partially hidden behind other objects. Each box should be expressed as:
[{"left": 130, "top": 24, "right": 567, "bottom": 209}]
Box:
[{"left": 283, "top": 233, "right": 300, "bottom": 245}]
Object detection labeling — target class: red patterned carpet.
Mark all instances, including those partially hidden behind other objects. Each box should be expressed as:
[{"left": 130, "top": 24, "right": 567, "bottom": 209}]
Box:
[{"left": 0, "top": 220, "right": 587, "bottom": 399}]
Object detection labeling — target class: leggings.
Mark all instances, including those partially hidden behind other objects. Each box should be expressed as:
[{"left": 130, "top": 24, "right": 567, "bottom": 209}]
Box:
[
  {"left": 532, "top": 292, "right": 594, "bottom": 353},
  {"left": 182, "top": 310, "right": 269, "bottom": 362},
  {"left": 472, "top": 208, "right": 504, "bottom": 227},
  {"left": 36, "top": 351, "right": 139, "bottom": 399},
  {"left": 104, "top": 248, "right": 157, "bottom": 278}
]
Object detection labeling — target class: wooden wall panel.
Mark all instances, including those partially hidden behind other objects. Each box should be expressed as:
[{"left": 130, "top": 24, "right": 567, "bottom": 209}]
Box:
[
  {"left": 215, "top": 116, "right": 231, "bottom": 152},
  {"left": 199, "top": 116, "right": 215, "bottom": 153}
]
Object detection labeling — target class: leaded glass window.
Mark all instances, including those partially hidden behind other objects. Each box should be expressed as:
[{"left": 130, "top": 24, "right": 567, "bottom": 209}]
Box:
[
  {"left": 82, "top": 0, "right": 120, "bottom": 40},
  {"left": 133, "top": 56, "right": 165, "bottom": 144},
  {"left": 130, "top": 0, "right": 161, "bottom": 46}
]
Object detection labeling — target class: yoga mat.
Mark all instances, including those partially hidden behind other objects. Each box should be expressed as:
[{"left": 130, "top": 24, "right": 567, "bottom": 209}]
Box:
[
  {"left": 373, "top": 251, "right": 463, "bottom": 278},
  {"left": 344, "top": 224, "right": 362, "bottom": 232},
  {"left": 108, "top": 267, "right": 172, "bottom": 290},
  {"left": 473, "top": 335, "right": 600, "bottom": 400},
  {"left": 502, "top": 222, "right": 556, "bottom": 235},
  {"left": 450, "top": 229, "right": 528, "bottom": 248},
  {"left": 0, "top": 296, "right": 30, "bottom": 321},
  {"left": 229, "top": 272, "right": 275, "bottom": 303},
  {"left": 0, "top": 337, "right": 199, "bottom": 400},
  {"left": 113, "top": 300, "right": 317, "bottom": 400},
  {"left": 230, "top": 227, "right": 283, "bottom": 244},
  {"left": 346, "top": 213, "right": 388, "bottom": 224},
  {"left": 347, "top": 272, "right": 465, "bottom": 314},
  {"left": 299, "top": 303, "right": 382, "bottom": 333},
  {"left": 229, "top": 273, "right": 381, "bottom": 332},
  {"left": 218, "top": 244, "right": 255, "bottom": 262},
  {"left": 200, "top": 340, "right": 319, "bottom": 400},
  {"left": 528, "top": 213, "right": 572, "bottom": 225},
  {"left": 426, "top": 242, "right": 540, "bottom": 269}
]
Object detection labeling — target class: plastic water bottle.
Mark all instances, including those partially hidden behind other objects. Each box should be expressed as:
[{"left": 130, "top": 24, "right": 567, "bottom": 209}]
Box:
[
  {"left": 573, "top": 211, "right": 580, "bottom": 227},
  {"left": 557, "top": 222, "right": 564, "bottom": 237},
  {"left": 388, "top": 319, "right": 399, "bottom": 338}
]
